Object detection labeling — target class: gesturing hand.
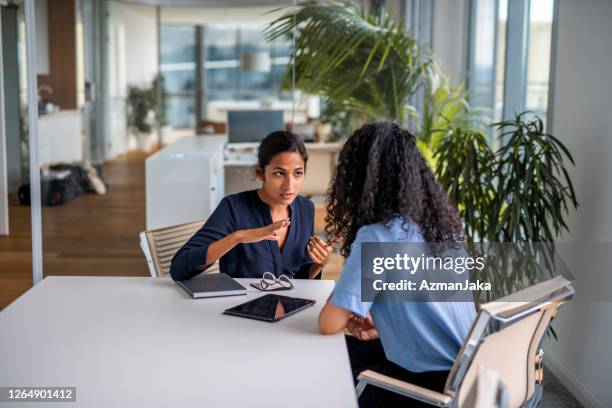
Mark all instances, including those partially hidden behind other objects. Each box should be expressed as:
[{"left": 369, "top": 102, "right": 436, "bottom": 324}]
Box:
[
  {"left": 307, "top": 236, "right": 338, "bottom": 267},
  {"left": 237, "top": 218, "right": 290, "bottom": 244}
]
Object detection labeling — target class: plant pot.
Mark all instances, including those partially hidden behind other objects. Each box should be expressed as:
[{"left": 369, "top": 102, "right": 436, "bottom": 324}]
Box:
[
  {"left": 129, "top": 130, "right": 155, "bottom": 152},
  {"left": 160, "top": 125, "right": 172, "bottom": 146}
]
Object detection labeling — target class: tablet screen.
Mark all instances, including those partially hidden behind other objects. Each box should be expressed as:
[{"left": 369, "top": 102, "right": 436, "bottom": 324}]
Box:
[{"left": 223, "top": 294, "right": 315, "bottom": 322}]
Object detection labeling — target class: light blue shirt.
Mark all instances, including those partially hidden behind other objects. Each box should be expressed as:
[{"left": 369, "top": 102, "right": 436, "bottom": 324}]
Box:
[{"left": 331, "top": 217, "right": 476, "bottom": 373}]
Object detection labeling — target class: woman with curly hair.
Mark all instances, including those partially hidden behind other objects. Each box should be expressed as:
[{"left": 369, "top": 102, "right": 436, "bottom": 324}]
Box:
[{"left": 318, "top": 122, "right": 476, "bottom": 407}]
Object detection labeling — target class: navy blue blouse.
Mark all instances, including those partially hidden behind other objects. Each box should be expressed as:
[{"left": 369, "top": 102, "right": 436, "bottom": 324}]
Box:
[{"left": 170, "top": 190, "right": 315, "bottom": 281}]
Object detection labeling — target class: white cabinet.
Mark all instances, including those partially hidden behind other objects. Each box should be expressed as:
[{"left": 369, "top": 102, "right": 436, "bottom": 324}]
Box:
[
  {"left": 38, "top": 110, "right": 83, "bottom": 165},
  {"left": 145, "top": 135, "right": 225, "bottom": 230}
]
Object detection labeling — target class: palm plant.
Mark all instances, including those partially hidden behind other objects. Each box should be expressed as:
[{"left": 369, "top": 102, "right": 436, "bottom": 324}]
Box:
[
  {"left": 435, "top": 113, "right": 578, "bottom": 301},
  {"left": 435, "top": 112, "right": 578, "bottom": 244},
  {"left": 126, "top": 84, "right": 156, "bottom": 134},
  {"left": 265, "top": 1, "right": 476, "bottom": 147},
  {"left": 265, "top": 1, "right": 430, "bottom": 127},
  {"left": 266, "top": 2, "right": 578, "bottom": 305},
  {"left": 433, "top": 126, "right": 496, "bottom": 241},
  {"left": 418, "top": 63, "right": 486, "bottom": 148}
]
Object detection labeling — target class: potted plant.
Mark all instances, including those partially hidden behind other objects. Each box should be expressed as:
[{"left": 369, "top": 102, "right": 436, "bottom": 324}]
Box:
[
  {"left": 434, "top": 113, "right": 578, "bottom": 301},
  {"left": 266, "top": 2, "right": 578, "bottom": 300},
  {"left": 265, "top": 2, "right": 475, "bottom": 136},
  {"left": 151, "top": 74, "right": 172, "bottom": 146},
  {"left": 126, "top": 84, "right": 156, "bottom": 151}
]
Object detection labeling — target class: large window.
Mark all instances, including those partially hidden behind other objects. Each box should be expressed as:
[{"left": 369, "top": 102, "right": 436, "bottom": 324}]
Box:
[
  {"left": 525, "top": 0, "right": 554, "bottom": 117},
  {"left": 467, "top": 0, "right": 503, "bottom": 123},
  {"left": 160, "top": 25, "right": 197, "bottom": 129},
  {"left": 205, "top": 25, "right": 291, "bottom": 101},
  {"left": 204, "top": 26, "right": 238, "bottom": 101},
  {"left": 467, "top": 0, "right": 555, "bottom": 129},
  {"left": 160, "top": 24, "right": 292, "bottom": 128}
]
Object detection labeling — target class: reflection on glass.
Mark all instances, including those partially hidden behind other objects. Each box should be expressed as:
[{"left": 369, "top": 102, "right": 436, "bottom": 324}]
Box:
[{"left": 526, "top": 0, "right": 554, "bottom": 122}]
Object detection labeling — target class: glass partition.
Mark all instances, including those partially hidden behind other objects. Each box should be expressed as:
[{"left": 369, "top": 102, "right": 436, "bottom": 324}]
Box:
[
  {"left": 24, "top": 0, "right": 297, "bottom": 283},
  {"left": 0, "top": 0, "right": 33, "bottom": 308},
  {"left": 4, "top": 0, "right": 377, "bottom": 294}
]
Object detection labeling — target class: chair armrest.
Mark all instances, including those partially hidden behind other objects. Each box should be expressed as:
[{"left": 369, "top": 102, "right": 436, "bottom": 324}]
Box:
[
  {"left": 357, "top": 370, "right": 453, "bottom": 407},
  {"left": 139, "top": 232, "right": 156, "bottom": 277}
]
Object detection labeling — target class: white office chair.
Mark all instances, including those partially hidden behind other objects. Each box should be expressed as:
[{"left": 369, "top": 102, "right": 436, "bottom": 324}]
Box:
[
  {"left": 356, "top": 275, "right": 574, "bottom": 408},
  {"left": 472, "top": 366, "right": 509, "bottom": 408},
  {"left": 139, "top": 219, "right": 220, "bottom": 277}
]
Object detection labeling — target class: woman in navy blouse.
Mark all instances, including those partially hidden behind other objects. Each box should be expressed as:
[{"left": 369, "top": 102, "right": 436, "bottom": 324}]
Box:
[{"left": 170, "top": 130, "right": 333, "bottom": 281}]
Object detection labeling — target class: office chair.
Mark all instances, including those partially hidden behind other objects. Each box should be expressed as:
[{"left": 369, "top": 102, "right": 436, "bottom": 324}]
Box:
[
  {"left": 139, "top": 219, "right": 220, "bottom": 277},
  {"left": 471, "top": 366, "right": 509, "bottom": 408},
  {"left": 355, "top": 275, "right": 574, "bottom": 408}
]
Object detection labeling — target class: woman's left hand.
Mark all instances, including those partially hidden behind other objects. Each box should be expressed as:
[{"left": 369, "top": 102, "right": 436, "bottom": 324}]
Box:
[
  {"left": 307, "top": 236, "right": 335, "bottom": 266},
  {"left": 347, "top": 315, "right": 379, "bottom": 341}
]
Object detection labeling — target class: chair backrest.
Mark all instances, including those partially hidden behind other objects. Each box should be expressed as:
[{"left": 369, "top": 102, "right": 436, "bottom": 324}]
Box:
[
  {"left": 466, "top": 366, "right": 508, "bottom": 408},
  {"left": 139, "top": 219, "right": 206, "bottom": 277},
  {"left": 444, "top": 275, "right": 574, "bottom": 408}
]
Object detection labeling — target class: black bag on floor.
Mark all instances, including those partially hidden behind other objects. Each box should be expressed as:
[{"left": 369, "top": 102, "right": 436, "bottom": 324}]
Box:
[{"left": 18, "top": 171, "right": 83, "bottom": 206}]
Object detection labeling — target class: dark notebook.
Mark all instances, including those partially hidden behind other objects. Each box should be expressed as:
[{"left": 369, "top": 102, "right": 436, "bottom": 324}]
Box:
[{"left": 176, "top": 273, "right": 247, "bottom": 299}]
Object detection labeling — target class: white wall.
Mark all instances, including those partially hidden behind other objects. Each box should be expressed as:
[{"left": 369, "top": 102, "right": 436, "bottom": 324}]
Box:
[
  {"left": 106, "top": 1, "right": 158, "bottom": 159},
  {"left": 543, "top": 1, "right": 612, "bottom": 407}
]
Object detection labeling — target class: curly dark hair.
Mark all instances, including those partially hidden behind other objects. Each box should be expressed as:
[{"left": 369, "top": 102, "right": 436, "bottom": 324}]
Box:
[{"left": 325, "top": 122, "right": 464, "bottom": 257}]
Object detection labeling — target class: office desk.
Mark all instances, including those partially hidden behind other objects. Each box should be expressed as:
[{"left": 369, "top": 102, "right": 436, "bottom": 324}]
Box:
[
  {"left": 145, "top": 135, "right": 226, "bottom": 230},
  {"left": 0, "top": 277, "right": 358, "bottom": 408}
]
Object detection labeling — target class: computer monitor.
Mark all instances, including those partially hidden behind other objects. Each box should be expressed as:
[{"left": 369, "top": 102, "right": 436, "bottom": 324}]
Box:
[{"left": 227, "top": 110, "right": 284, "bottom": 144}]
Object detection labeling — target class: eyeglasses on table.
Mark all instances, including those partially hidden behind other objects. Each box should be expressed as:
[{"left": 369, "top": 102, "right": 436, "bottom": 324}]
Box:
[{"left": 250, "top": 272, "right": 294, "bottom": 291}]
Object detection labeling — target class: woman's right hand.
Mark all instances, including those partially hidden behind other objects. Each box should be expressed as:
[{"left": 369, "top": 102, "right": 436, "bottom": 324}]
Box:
[{"left": 235, "top": 218, "right": 290, "bottom": 244}]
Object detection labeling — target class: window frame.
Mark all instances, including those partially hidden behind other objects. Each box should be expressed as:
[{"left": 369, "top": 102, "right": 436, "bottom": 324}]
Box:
[{"left": 467, "top": 0, "right": 557, "bottom": 131}]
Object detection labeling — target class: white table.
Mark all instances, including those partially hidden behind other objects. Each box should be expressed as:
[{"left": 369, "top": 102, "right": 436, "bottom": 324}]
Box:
[{"left": 0, "top": 277, "right": 358, "bottom": 408}]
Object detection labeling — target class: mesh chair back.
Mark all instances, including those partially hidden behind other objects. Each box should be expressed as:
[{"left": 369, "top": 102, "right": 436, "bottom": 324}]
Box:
[{"left": 141, "top": 219, "right": 206, "bottom": 277}]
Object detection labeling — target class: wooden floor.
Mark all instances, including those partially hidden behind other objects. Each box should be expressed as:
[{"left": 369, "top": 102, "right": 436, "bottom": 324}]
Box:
[
  {"left": 0, "top": 150, "right": 342, "bottom": 310},
  {"left": 0, "top": 151, "right": 150, "bottom": 309}
]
